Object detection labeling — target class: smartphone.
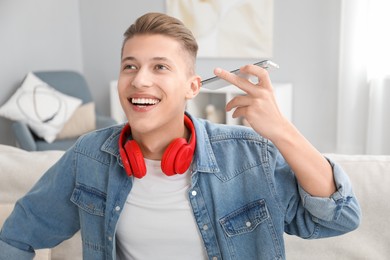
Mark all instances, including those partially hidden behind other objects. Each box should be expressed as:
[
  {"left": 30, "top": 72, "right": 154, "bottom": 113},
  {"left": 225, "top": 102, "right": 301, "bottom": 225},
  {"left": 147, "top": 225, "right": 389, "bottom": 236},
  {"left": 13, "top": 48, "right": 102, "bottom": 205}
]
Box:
[{"left": 201, "top": 60, "right": 279, "bottom": 90}]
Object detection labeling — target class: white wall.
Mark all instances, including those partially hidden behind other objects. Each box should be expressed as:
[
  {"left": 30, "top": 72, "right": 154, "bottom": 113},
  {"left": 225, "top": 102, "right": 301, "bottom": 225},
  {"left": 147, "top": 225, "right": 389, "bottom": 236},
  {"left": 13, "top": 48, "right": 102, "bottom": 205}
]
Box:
[
  {"left": 273, "top": 0, "right": 341, "bottom": 152},
  {"left": 78, "top": 0, "right": 166, "bottom": 116},
  {"left": 0, "top": 0, "right": 341, "bottom": 152}
]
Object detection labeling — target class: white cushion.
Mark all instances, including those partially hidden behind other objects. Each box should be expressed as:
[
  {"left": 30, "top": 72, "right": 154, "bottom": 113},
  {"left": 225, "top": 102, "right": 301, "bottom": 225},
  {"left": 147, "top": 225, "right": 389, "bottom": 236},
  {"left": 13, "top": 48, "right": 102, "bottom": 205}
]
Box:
[{"left": 0, "top": 72, "right": 82, "bottom": 143}]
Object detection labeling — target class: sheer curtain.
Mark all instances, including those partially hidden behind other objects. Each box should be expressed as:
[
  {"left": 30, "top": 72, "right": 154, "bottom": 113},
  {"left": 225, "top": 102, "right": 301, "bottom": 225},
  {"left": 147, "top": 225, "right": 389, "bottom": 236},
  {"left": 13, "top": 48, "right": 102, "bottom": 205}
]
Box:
[{"left": 337, "top": 0, "right": 390, "bottom": 155}]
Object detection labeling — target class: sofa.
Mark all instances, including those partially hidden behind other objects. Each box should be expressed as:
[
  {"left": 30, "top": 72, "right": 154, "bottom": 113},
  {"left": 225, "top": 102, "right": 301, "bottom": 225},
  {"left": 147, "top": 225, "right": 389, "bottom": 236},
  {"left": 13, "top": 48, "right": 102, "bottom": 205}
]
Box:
[{"left": 1, "top": 144, "right": 389, "bottom": 259}]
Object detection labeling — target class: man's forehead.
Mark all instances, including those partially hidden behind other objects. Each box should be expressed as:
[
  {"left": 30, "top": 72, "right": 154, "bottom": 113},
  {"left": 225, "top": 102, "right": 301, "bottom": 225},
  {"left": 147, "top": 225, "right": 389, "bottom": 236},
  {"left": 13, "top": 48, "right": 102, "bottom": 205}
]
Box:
[
  {"left": 122, "top": 37, "right": 189, "bottom": 61},
  {"left": 124, "top": 34, "right": 181, "bottom": 48},
  {"left": 122, "top": 35, "right": 184, "bottom": 57}
]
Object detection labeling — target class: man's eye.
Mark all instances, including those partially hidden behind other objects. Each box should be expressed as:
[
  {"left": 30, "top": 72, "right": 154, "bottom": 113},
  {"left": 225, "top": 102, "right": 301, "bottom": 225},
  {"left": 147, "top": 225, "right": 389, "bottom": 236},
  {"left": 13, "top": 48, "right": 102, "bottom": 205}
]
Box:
[
  {"left": 123, "top": 64, "right": 136, "bottom": 70},
  {"left": 155, "top": 64, "right": 168, "bottom": 70}
]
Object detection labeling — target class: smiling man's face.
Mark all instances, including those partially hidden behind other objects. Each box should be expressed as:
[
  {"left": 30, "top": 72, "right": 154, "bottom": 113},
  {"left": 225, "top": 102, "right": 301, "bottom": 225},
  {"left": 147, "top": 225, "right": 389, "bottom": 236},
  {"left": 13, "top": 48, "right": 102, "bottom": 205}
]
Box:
[{"left": 118, "top": 34, "right": 200, "bottom": 137}]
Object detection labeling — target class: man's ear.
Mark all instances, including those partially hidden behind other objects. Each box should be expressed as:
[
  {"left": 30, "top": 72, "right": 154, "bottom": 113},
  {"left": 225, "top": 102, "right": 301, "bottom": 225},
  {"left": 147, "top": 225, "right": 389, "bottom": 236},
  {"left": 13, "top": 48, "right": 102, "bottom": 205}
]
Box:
[{"left": 185, "top": 75, "right": 201, "bottom": 100}]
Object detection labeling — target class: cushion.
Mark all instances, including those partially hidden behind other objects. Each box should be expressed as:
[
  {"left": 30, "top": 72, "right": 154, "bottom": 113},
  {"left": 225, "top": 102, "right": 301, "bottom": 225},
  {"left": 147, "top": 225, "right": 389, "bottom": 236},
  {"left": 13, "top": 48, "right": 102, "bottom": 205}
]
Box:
[
  {"left": 56, "top": 102, "right": 96, "bottom": 140},
  {"left": 0, "top": 72, "right": 82, "bottom": 143}
]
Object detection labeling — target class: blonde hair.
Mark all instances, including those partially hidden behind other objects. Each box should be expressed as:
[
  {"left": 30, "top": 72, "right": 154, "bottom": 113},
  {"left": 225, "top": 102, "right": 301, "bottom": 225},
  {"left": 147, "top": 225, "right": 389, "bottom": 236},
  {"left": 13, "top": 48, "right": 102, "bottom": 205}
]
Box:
[{"left": 122, "top": 12, "right": 198, "bottom": 74}]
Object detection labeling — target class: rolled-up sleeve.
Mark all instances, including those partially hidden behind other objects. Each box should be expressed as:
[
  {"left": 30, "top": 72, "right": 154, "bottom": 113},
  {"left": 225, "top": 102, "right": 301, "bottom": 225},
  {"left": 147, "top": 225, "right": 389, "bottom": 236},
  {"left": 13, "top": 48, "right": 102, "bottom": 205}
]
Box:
[
  {"left": 0, "top": 239, "right": 34, "bottom": 260},
  {"left": 298, "top": 157, "right": 361, "bottom": 234}
]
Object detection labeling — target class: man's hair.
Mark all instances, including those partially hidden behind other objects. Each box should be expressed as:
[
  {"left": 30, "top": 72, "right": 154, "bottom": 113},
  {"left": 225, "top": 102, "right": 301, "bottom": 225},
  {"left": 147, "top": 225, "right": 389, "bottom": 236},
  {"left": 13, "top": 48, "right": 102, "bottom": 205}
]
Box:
[{"left": 122, "top": 12, "right": 198, "bottom": 74}]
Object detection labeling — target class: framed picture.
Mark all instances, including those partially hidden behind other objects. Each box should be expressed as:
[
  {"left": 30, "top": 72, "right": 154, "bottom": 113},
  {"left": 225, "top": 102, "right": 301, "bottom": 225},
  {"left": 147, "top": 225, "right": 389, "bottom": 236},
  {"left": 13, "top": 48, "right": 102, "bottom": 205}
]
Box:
[{"left": 166, "top": 0, "right": 274, "bottom": 58}]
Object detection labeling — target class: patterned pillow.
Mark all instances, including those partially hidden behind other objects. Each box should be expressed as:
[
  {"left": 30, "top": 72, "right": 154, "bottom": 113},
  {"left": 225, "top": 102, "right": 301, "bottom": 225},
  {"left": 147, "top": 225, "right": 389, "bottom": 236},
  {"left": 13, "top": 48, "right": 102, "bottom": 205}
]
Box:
[{"left": 0, "top": 72, "right": 82, "bottom": 143}]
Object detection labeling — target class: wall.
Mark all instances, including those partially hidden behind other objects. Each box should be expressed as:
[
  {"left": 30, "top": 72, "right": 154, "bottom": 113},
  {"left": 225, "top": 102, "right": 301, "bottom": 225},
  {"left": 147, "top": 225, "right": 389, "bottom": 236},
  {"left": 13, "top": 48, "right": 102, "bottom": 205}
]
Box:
[
  {"left": 78, "top": 0, "right": 341, "bottom": 152},
  {"left": 273, "top": 0, "right": 341, "bottom": 152},
  {"left": 78, "top": 0, "right": 166, "bottom": 116},
  {"left": 0, "top": 0, "right": 341, "bottom": 152},
  {"left": 0, "top": 0, "right": 83, "bottom": 146}
]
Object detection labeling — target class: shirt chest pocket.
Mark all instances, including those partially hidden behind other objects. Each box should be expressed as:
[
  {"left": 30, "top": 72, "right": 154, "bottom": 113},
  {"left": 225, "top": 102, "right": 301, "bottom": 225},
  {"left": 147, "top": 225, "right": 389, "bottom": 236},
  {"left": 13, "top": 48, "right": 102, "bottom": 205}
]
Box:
[
  {"left": 219, "top": 199, "right": 269, "bottom": 237},
  {"left": 71, "top": 183, "right": 106, "bottom": 216}
]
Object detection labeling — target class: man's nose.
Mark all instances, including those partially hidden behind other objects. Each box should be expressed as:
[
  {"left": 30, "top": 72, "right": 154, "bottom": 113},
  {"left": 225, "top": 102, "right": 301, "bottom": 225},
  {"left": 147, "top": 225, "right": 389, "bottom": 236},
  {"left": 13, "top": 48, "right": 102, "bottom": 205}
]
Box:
[{"left": 131, "top": 68, "right": 153, "bottom": 88}]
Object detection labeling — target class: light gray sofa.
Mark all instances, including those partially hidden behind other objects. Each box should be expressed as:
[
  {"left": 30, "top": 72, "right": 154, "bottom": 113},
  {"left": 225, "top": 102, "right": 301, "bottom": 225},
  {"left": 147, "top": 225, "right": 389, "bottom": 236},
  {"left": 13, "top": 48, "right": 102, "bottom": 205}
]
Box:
[{"left": 1, "top": 144, "right": 389, "bottom": 259}]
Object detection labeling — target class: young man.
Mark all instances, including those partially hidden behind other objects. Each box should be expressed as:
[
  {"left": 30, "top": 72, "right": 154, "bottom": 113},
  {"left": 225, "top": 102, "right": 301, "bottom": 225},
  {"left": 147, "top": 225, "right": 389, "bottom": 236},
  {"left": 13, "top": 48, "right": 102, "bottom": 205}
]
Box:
[{"left": 0, "top": 13, "right": 360, "bottom": 259}]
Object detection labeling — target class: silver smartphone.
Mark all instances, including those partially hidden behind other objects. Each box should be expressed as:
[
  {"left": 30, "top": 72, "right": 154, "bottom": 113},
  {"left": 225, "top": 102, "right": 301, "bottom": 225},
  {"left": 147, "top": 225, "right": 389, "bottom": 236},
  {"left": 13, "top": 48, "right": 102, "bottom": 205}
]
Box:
[{"left": 201, "top": 60, "right": 279, "bottom": 90}]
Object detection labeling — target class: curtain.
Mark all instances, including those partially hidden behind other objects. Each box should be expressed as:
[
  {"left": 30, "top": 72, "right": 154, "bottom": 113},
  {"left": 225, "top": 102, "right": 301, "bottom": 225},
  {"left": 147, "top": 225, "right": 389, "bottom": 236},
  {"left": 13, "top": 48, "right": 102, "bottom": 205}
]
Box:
[
  {"left": 366, "top": 77, "right": 390, "bottom": 154},
  {"left": 337, "top": 0, "right": 390, "bottom": 155}
]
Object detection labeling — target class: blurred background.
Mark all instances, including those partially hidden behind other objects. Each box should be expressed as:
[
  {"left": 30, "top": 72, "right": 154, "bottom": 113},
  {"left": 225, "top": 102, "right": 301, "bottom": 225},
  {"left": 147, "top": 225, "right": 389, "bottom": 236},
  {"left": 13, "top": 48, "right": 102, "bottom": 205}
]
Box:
[{"left": 0, "top": 0, "right": 389, "bottom": 154}]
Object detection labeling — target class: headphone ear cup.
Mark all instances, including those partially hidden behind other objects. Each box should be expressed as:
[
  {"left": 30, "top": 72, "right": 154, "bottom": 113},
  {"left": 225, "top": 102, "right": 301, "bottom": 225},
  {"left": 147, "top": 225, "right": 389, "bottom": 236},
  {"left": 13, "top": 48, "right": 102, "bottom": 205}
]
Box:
[
  {"left": 161, "top": 138, "right": 194, "bottom": 176},
  {"left": 124, "top": 140, "right": 147, "bottom": 178},
  {"left": 119, "top": 144, "right": 133, "bottom": 177},
  {"left": 174, "top": 144, "right": 194, "bottom": 174}
]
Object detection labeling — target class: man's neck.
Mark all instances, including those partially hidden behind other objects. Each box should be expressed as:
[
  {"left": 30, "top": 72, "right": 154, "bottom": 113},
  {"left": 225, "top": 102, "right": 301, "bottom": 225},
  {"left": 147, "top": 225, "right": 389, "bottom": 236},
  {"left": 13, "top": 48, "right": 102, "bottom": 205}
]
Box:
[{"left": 132, "top": 121, "right": 189, "bottom": 160}]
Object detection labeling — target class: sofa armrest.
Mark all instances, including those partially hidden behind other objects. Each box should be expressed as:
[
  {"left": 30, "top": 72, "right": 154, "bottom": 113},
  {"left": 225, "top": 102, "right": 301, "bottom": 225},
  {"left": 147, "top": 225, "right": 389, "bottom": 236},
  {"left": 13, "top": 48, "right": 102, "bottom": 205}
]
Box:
[{"left": 11, "top": 121, "right": 37, "bottom": 151}]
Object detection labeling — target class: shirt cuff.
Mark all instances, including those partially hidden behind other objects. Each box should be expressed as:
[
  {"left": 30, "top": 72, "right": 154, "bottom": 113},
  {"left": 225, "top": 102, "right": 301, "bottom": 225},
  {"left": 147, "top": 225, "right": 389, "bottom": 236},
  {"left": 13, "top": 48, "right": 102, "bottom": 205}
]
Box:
[{"left": 0, "top": 239, "right": 35, "bottom": 260}]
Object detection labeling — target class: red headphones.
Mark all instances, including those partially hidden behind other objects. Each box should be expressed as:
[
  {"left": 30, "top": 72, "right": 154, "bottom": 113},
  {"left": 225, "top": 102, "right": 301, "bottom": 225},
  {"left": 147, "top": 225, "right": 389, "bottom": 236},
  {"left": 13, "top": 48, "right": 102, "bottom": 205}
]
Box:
[{"left": 118, "top": 114, "right": 196, "bottom": 178}]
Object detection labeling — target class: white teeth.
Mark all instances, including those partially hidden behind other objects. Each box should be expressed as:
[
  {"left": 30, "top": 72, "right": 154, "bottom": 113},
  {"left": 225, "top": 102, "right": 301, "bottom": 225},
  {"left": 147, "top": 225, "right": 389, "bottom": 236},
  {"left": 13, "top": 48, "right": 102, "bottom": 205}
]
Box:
[{"left": 131, "top": 98, "right": 160, "bottom": 105}]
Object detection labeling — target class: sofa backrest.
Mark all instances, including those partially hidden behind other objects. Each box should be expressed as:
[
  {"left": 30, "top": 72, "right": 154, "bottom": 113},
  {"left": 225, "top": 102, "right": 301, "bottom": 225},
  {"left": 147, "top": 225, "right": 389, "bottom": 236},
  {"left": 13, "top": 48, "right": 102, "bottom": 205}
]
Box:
[{"left": 34, "top": 70, "right": 93, "bottom": 104}]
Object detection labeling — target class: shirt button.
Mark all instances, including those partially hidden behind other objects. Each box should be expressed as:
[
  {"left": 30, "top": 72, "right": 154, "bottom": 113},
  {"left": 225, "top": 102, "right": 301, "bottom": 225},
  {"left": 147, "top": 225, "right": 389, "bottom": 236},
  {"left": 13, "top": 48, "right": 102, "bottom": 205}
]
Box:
[
  {"left": 115, "top": 206, "right": 121, "bottom": 211},
  {"left": 212, "top": 257, "right": 218, "bottom": 260},
  {"left": 191, "top": 190, "right": 197, "bottom": 196},
  {"left": 246, "top": 221, "right": 252, "bottom": 227},
  {"left": 202, "top": 224, "right": 208, "bottom": 231},
  {"left": 108, "top": 236, "right": 112, "bottom": 241}
]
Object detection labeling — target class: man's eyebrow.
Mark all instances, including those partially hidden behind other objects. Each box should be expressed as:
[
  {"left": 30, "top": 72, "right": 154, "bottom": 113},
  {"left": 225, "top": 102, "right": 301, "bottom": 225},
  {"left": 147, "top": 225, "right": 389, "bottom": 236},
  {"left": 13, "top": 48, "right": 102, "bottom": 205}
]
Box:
[
  {"left": 151, "top": 57, "right": 170, "bottom": 62},
  {"left": 121, "top": 56, "right": 172, "bottom": 63},
  {"left": 121, "top": 56, "right": 136, "bottom": 63}
]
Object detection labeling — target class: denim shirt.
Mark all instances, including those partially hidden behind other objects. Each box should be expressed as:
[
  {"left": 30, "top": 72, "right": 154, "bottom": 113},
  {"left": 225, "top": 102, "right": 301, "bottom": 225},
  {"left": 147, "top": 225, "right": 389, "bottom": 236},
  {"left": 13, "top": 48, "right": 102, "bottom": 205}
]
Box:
[{"left": 0, "top": 114, "right": 361, "bottom": 260}]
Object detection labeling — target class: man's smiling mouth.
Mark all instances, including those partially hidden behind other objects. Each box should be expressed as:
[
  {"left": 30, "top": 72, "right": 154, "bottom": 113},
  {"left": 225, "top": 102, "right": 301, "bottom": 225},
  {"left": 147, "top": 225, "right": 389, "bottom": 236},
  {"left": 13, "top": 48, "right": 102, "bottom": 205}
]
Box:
[{"left": 129, "top": 98, "right": 160, "bottom": 107}]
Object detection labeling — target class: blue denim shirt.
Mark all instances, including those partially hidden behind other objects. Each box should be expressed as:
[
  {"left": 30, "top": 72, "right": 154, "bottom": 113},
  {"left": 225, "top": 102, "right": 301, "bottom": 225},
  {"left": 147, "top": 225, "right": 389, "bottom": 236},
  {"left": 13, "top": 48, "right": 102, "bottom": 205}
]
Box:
[{"left": 0, "top": 114, "right": 361, "bottom": 260}]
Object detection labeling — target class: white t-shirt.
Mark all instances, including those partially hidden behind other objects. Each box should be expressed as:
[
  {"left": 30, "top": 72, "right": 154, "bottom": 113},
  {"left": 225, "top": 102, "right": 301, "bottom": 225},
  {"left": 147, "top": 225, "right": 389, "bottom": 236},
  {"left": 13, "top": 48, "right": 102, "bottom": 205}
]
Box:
[{"left": 116, "top": 159, "right": 208, "bottom": 260}]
